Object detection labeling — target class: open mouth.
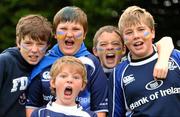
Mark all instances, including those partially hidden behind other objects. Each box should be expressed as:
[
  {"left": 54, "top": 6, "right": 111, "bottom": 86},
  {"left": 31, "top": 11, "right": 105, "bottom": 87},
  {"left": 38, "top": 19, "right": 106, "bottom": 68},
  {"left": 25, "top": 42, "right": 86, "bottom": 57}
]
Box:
[
  {"left": 134, "top": 41, "right": 144, "bottom": 47},
  {"left": 29, "top": 55, "right": 39, "bottom": 61},
  {"left": 64, "top": 86, "right": 73, "bottom": 96},
  {"left": 106, "top": 53, "right": 115, "bottom": 60},
  {"left": 65, "top": 39, "right": 74, "bottom": 46}
]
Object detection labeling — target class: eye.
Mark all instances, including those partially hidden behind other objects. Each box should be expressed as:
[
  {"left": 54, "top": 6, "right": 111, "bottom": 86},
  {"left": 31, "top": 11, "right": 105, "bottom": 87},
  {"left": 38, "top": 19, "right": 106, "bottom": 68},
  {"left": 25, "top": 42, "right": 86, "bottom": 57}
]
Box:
[
  {"left": 72, "top": 27, "right": 81, "bottom": 31},
  {"left": 99, "top": 43, "right": 107, "bottom": 47},
  {"left": 59, "top": 27, "right": 67, "bottom": 31},
  {"left": 125, "top": 31, "right": 133, "bottom": 36},
  {"left": 112, "top": 42, "right": 121, "bottom": 46},
  {"left": 59, "top": 74, "right": 67, "bottom": 79},
  {"left": 73, "top": 74, "right": 82, "bottom": 80}
]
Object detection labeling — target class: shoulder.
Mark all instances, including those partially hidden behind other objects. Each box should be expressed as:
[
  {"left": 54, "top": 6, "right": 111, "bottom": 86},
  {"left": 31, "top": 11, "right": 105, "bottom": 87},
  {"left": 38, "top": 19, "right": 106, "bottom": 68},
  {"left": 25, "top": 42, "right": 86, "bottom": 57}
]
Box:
[
  {"left": 78, "top": 54, "right": 99, "bottom": 68},
  {"left": 0, "top": 51, "right": 13, "bottom": 63},
  {"left": 171, "top": 49, "right": 180, "bottom": 59},
  {"left": 116, "top": 59, "right": 129, "bottom": 71}
]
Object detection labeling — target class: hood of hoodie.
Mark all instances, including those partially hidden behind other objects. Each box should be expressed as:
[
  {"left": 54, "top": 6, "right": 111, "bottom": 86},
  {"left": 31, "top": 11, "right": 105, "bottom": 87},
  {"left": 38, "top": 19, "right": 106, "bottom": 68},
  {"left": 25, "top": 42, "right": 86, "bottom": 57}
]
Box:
[{"left": 2, "top": 47, "right": 34, "bottom": 71}]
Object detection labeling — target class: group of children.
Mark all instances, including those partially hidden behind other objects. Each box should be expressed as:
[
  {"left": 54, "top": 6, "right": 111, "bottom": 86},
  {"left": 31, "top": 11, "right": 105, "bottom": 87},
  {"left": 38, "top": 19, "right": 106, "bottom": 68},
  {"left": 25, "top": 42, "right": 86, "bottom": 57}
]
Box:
[{"left": 0, "top": 5, "right": 179, "bottom": 117}]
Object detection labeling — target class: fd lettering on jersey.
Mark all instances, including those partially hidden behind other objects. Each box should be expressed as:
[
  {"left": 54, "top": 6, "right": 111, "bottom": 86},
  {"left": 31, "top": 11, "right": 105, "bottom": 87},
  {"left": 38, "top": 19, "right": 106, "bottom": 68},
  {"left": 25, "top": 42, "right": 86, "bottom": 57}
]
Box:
[{"left": 11, "top": 76, "right": 28, "bottom": 92}]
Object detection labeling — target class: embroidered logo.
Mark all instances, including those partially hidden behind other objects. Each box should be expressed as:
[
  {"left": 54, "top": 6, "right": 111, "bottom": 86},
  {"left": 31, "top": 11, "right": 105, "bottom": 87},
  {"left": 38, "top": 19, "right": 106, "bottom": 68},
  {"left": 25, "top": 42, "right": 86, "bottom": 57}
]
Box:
[
  {"left": 168, "top": 60, "right": 178, "bottom": 70},
  {"left": 42, "top": 71, "right": 51, "bottom": 80},
  {"left": 123, "top": 74, "right": 135, "bottom": 86}
]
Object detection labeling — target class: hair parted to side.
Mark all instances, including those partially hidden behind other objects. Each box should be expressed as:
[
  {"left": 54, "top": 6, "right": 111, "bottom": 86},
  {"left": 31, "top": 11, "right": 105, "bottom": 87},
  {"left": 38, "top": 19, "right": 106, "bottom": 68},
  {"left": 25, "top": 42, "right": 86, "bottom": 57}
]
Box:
[
  {"left": 118, "top": 6, "right": 155, "bottom": 35},
  {"left": 93, "top": 25, "right": 123, "bottom": 48},
  {"left": 16, "top": 14, "right": 52, "bottom": 45},
  {"left": 53, "top": 6, "right": 88, "bottom": 34},
  {"left": 50, "top": 56, "right": 87, "bottom": 96}
]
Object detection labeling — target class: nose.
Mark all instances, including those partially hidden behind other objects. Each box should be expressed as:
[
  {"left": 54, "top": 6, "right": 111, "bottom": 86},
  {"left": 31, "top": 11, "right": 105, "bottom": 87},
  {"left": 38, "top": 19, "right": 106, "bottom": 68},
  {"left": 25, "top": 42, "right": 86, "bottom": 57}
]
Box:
[
  {"left": 30, "top": 44, "right": 39, "bottom": 53},
  {"left": 133, "top": 31, "right": 139, "bottom": 39},
  {"left": 106, "top": 44, "right": 114, "bottom": 50},
  {"left": 66, "top": 31, "right": 73, "bottom": 38},
  {"left": 67, "top": 77, "right": 73, "bottom": 84}
]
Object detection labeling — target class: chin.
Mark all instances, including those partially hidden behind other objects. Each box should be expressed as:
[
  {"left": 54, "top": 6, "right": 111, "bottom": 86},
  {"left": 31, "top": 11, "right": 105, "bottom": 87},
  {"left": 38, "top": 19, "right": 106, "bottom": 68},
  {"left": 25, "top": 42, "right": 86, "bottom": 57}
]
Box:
[{"left": 28, "top": 61, "right": 39, "bottom": 65}]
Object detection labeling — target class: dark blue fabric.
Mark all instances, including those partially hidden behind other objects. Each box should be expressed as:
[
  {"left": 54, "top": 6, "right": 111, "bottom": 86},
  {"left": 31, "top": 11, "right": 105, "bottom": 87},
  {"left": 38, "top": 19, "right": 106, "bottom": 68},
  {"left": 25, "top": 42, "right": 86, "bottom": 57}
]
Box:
[{"left": 30, "top": 43, "right": 90, "bottom": 81}]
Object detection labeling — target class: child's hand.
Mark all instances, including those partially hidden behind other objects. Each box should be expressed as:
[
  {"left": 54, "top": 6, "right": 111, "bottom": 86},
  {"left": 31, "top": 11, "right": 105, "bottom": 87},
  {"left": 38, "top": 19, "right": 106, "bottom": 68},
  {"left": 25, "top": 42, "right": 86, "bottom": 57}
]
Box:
[{"left": 153, "top": 59, "right": 168, "bottom": 80}]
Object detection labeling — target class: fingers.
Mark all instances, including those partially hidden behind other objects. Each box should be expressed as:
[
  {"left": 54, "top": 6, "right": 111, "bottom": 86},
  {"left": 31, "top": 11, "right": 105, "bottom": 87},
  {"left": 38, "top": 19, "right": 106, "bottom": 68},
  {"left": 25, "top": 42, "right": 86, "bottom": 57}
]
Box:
[{"left": 153, "top": 63, "right": 168, "bottom": 80}]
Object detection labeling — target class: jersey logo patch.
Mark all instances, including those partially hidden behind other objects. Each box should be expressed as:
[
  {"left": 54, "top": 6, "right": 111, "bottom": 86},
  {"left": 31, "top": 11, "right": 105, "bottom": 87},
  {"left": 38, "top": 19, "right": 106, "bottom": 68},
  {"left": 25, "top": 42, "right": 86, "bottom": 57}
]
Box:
[
  {"left": 145, "top": 80, "right": 163, "bottom": 90},
  {"left": 42, "top": 71, "right": 51, "bottom": 80},
  {"left": 123, "top": 74, "right": 135, "bottom": 86}
]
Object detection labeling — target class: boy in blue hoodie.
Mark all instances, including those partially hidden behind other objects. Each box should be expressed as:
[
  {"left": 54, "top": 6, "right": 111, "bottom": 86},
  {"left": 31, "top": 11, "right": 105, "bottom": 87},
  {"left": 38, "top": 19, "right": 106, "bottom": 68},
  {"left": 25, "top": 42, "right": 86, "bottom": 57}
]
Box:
[
  {"left": 26, "top": 6, "right": 108, "bottom": 117},
  {"left": 0, "top": 14, "right": 52, "bottom": 117}
]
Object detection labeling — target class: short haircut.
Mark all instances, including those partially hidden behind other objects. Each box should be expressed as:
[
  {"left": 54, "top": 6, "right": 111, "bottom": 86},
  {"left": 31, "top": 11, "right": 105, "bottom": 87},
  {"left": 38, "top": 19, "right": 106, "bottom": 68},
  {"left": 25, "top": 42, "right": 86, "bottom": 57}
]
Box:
[
  {"left": 93, "top": 25, "right": 123, "bottom": 47},
  {"left": 118, "top": 6, "right": 155, "bottom": 35},
  {"left": 53, "top": 6, "right": 88, "bottom": 34},
  {"left": 50, "top": 56, "right": 87, "bottom": 95},
  {"left": 16, "top": 14, "right": 52, "bottom": 45}
]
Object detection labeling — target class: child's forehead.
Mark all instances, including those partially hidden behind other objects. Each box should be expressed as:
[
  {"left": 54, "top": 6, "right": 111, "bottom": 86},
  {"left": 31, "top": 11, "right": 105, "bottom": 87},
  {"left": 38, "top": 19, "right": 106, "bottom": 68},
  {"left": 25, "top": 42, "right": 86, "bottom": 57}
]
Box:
[
  {"left": 58, "top": 21, "right": 83, "bottom": 27},
  {"left": 21, "top": 35, "right": 47, "bottom": 43},
  {"left": 123, "top": 20, "right": 151, "bottom": 30},
  {"left": 59, "top": 63, "right": 84, "bottom": 74},
  {"left": 98, "top": 31, "right": 122, "bottom": 42}
]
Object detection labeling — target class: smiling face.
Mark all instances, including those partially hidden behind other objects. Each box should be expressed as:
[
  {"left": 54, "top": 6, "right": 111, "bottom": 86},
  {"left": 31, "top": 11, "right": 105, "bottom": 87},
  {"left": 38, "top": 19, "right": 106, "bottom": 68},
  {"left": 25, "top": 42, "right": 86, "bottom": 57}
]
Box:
[
  {"left": 50, "top": 63, "right": 85, "bottom": 106},
  {"left": 93, "top": 31, "right": 125, "bottom": 68},
  {"left": 123, "top": 23, "right": 155, "bottom": 59},
  {"left": 54, "top": 22, "right": 85, "bottom": 56},
  {"left": 17, "top": 35, "right": 48, "bottom": 65}
]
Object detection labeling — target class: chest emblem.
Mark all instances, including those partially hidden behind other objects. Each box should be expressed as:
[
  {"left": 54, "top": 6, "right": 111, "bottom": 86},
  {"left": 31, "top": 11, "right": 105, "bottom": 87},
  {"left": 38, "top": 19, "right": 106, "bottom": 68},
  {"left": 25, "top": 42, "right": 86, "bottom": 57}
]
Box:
[{"left": 145, "top": 80, "right": 163, "bottom": 90}]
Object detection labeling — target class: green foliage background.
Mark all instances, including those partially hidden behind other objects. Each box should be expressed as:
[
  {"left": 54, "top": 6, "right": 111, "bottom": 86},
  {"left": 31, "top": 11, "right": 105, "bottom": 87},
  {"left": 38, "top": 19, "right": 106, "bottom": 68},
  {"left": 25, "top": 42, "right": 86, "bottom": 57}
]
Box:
[
  {"left": 0, "top": 0, "right": 179, "bottom": 52},
  {"left": 0, "top": 0, "right": 127, "bottom": 52}
]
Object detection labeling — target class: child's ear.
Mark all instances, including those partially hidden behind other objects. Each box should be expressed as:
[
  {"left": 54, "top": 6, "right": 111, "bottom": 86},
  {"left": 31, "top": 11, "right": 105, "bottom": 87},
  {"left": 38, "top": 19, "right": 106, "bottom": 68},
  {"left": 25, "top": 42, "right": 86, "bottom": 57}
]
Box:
[
  {"left": 92, "top": 47, "right": 98, "bottom": 56},
  {"left": 16, "top": 37, "right": 20, "bottom": 48},
  {"left": 50, "top": 79, "right": 56, "bottom": 88},
  {"left": 54, "top": 34, "right": 57, "bottom": 40},
  {"left": 83, "top": 32, "right": 87, "bottom": 40},
  {"left": 80, "top": 83, "right": 86, "bottom": 91},
  {"left": 122, "top": 45, "right": 126, "bottom": 55}
]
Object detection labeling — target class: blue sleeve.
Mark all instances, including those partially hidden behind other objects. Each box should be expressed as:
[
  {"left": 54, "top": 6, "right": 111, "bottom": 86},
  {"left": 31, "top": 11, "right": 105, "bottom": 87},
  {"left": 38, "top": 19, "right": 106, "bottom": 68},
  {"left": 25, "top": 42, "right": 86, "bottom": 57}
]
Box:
[
  {"left": 113, "top": 64, "right": 126, "bottom": 117},
  {"left": 26, "top": 75, "right": 44, "bottom": 108},
  {"left": 89, "top": 56, "right": 108, "bottom": 112},
  {"left": 171, "top": 49, "right": 180, "bottom": 66}
]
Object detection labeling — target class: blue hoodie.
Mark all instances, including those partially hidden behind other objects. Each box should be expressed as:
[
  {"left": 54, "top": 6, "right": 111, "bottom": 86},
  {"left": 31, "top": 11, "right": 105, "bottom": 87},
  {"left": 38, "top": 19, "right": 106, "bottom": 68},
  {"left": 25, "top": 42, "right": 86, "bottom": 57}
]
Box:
[{"left": 29, "top": 43, "right": 90, "bottom": 81}]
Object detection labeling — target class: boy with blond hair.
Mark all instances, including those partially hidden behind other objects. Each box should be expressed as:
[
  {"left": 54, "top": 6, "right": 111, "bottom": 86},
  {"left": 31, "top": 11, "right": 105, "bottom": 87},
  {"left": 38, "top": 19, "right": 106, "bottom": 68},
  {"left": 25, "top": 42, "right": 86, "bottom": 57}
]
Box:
[
  {"left": 31, "top": 56, "right": 97, "bottom": 117},
  {"left": 93, "top": 25, "right": 174, "bottom": 117},
  {"left": 113, "top": 6, "right": 180, "bottom": 117}
]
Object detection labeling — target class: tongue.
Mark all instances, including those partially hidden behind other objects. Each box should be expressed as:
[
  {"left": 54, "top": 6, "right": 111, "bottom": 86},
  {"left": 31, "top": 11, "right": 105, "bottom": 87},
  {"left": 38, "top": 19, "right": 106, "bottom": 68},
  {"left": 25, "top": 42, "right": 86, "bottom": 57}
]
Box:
[{"left": 64, "top": 90, "right": 72, "bottom": 95}]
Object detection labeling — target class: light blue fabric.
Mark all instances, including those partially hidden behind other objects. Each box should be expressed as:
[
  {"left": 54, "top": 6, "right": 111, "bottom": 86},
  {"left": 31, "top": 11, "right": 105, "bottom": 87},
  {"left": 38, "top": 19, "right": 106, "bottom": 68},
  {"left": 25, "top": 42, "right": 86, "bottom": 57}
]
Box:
[{"left": 30, "top": 43, "right": 90, "bottom": 81}]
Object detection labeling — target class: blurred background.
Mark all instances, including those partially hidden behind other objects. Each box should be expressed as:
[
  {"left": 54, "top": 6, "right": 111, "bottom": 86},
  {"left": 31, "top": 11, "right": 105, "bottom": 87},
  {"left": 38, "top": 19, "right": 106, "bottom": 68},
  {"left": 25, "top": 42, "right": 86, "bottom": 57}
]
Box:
[{"left": 0, "top": 0, "right": 179, "bottom": 52}]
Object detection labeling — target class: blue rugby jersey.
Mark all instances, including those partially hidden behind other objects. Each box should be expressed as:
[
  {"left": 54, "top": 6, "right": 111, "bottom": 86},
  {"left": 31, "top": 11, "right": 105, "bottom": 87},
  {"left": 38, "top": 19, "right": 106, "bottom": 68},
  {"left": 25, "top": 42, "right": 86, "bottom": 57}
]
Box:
[
  {"left": 31, "top": 102, "right": 97, "bottom": 117},
  {"left": 113, "top": 49, "right": 180, "bottom": 117},
  {"left": 26, "top": 54, "right": 108, "bottom": 112}
]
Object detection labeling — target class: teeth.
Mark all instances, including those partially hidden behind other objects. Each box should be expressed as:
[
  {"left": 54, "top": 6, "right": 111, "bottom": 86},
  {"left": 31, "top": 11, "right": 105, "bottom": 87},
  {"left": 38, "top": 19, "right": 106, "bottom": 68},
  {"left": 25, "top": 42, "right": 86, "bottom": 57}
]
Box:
[
  {"left": 134, "top": 41, "right": 143, "bottom": 46},
  {"left": 106, "top": 53, "right": 115, "bottom": 56}
]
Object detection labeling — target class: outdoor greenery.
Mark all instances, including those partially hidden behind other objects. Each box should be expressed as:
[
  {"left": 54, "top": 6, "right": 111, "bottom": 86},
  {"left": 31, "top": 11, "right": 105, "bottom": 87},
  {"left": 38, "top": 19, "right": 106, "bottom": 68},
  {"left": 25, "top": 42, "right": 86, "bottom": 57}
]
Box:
[
  {"left": 0, "top": 0, "right": 179, "bottom": 52},
  {"left": 0, "top": 0, "right": 127, "bottom": 52}
]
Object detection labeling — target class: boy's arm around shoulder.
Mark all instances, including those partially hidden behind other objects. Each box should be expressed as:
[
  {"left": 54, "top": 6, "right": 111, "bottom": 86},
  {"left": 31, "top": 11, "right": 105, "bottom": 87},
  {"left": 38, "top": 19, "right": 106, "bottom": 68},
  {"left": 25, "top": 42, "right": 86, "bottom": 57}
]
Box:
[{"left": 154, "top": 36, "right": 174, "bottom": 79}]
